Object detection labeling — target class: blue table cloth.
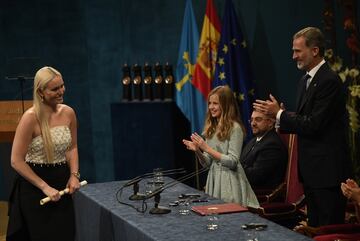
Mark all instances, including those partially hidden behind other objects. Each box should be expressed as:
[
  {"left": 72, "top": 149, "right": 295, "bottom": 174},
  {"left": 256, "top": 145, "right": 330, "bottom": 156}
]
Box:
[{"left": 74, "top": 178, "right": 312, "bottom": 241}]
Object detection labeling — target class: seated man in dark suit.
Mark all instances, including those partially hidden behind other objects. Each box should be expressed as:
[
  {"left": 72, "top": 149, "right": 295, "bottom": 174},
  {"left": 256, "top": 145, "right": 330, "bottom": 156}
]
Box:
[{"left": 240, "top": 110, "right": 288, "bottom": 189}]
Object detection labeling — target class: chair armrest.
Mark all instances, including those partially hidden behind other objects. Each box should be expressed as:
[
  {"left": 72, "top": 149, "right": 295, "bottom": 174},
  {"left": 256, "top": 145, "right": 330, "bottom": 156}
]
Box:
[
  {"left": 318, "top": 223, "right": 360, "bottom": 234},
  {"left": 265, "top": 182, "right": 286, "bottom": 203}
]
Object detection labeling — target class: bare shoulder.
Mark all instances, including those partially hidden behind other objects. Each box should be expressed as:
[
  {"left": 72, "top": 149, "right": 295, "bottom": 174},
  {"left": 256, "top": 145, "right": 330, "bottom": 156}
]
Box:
[
  {"left": 16, "top": 107, "right": 38, "bottom": 135},
  {"left": 59, "top": 104, "right": 77, "bottom": 127},
  {"left": 59, "top": 104, "right": 76, "bottom": 116},
  {"left": 19, "top": 107, "right": 37, "bottom": 126}
]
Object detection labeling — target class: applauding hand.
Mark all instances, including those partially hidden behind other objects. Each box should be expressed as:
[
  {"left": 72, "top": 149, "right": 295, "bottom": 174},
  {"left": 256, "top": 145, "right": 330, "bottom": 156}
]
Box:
[
  {"left": 190, "top": 133, "right": 209, "bottom": 152},
  {"left": 341, "top": 179, "right": 360, "bottom": 203},
  {"left": 182, "top": 139, "right": 198, "bottom": 152},
  {"left": 253, "top": 94, "right": 281, "bottom": 118}
]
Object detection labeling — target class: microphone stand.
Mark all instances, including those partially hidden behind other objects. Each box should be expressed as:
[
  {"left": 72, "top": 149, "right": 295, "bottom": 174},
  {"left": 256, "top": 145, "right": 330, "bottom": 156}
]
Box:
[
  {"left": 5, "top": 57, "right": 38, "bottom": 114},
  {"left": 149, "top": 192, "right": 170, "bottom": 214},
  {"left": 5, "top": 76, "right": 32, "bottom": 114},
  {"left": 19, "top": 76, "right": 26, "bottom": 113},
  {"left": 125, "top": 168, "right": 186, "bottom": 201},
  {"left": 146, "top": 166, "right": 209, "bottom": 215},
  {"left": 129, "top": 181, "right": 146, "bottom": 200}
]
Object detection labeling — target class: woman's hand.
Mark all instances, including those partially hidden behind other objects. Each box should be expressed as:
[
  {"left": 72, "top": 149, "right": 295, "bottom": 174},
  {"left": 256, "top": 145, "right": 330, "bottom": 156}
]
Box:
[
  {"left": 42, "top": 185, "right": 61, "bottom": 202},
  {"left": 182, "top": 139, "right": 198, "bottom": 151},
  {"left": 67, "top": 175, "right": 81, "bottom": 194},
  {"left": 190, "top": 133, "right": 208, "bottom": 152}
]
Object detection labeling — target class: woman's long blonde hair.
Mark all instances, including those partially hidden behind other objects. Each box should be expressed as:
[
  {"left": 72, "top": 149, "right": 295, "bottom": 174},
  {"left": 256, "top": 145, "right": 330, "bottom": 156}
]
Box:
[
  {"left": 33, "top": 66, "right": 62, "bottom": 162},
  {"left": 203, "top": 85, "right": 245, "bottom": 141}
]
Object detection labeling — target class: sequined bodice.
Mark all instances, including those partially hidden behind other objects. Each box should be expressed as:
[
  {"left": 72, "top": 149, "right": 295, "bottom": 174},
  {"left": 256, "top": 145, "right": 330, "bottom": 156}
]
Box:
[{"left": 25, "top": 126, "right": 72, "bottom": 164}]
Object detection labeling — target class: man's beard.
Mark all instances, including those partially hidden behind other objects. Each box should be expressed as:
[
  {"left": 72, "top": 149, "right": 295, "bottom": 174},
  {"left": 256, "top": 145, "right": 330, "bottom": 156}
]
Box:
[{"left": 253, "top": 129, "right": 266, "bottom": 137}]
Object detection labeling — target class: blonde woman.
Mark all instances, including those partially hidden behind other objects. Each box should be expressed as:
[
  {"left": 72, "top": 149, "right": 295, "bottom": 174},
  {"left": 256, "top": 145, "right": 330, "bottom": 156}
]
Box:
[
  {"left": 7, "top": 66, "right": 80, "bottom": 241},
  {"left": 183, "top": 85, "right": 259, "bottom": 207}
]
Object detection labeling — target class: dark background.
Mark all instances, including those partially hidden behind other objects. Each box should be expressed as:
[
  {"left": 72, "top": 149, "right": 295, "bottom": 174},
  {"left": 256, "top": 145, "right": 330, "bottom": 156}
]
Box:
[{"left": 0, "top": 0, "right": 356, "bottom": 199}]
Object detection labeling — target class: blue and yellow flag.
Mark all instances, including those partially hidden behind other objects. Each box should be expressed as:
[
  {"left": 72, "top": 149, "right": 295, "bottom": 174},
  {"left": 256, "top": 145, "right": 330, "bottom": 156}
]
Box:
[
  {"left": 213, "top": 0, "right": 256, "bottom": 142},
  {"left": 175, "top": 0, "right": 206, "bottom": 133}
]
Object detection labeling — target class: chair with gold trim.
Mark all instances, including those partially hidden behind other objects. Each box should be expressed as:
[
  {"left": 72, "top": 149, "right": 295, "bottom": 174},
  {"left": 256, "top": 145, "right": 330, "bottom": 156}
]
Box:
[
  {"left": 295, "top": 199, "right": 360, "bottom": 240},
  {"left": 248, "top": 134, "right": 306, "bottom": 224}
]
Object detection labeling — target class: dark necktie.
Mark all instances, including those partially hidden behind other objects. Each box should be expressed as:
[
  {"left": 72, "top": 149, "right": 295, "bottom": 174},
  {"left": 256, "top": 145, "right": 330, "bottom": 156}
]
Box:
[
  {"left": 248, "top": 139, "right": 259, "bottom": 153},
  {"left": 303, "top": 74, "right": 311, "bottom": 90},
  {"left": 297, "top": 74, "right": 311, "bottom": 110},
  {"left": 250, "top": 140, "right": 258, "bottom": 151}
]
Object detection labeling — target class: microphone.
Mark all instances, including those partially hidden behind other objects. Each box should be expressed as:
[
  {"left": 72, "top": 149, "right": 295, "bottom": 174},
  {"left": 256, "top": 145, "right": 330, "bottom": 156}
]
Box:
[
  {"left": 124, "top": 168, "right": 186, "bottom": 200},
  {"left": 5, "top": 76, "right": 34, "bottom": 81},
  {"left": 144, "top": 166, "right": 209, "bottom": 214}
]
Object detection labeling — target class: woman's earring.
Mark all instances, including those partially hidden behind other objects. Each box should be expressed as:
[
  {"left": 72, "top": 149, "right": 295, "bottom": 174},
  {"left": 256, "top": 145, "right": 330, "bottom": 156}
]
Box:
[{"left": 41, "top": 96, "right": 44, "bottom": 102}]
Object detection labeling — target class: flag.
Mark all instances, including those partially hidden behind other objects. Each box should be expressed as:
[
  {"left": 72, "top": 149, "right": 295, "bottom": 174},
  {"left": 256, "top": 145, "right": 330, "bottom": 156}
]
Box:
[
  {"left": 175, "top": 0, "right": 205, "bottom": 133},
  {"left": 213, "top": 0, "right": 256, "bottom": 142},
  {"left": 192, "top": 0, "right": 221, "bottom": 102}
]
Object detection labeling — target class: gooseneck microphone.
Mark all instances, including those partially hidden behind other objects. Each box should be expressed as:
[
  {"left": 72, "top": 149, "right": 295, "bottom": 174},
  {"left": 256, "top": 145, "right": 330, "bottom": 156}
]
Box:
[
  {"left": 124, "top": 168, "right": 186, "bottom": 200},
  {"left": 144, "top": 166, "right": 209, "bottom": 214}
]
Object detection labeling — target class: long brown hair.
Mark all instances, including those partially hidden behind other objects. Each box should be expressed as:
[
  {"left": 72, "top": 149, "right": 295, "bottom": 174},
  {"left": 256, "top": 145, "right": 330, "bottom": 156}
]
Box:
[{"left": 203, "top": 85, "right": 245, "bottom": 141}]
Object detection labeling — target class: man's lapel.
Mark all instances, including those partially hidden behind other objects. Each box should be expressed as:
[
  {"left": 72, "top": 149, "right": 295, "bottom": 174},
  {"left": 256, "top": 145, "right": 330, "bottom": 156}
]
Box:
[{"left": 242, "top": 138, "right": 257, "bottom": 162}]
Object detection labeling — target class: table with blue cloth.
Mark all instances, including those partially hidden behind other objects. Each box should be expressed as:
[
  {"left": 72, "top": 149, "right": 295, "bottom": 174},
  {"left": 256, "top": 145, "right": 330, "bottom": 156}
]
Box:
[{"left": 73, "top": 178, "right": 312, "bottom": 241}]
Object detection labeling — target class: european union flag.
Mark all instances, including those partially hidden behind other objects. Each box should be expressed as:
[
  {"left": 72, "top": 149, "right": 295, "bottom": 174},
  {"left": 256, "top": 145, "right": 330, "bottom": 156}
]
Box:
[
  {"left": 175, "top": 0, "right": 207, "bottom": 134},
  {"left": 213, "top": 0, "right": 256, "bottom": 142}
]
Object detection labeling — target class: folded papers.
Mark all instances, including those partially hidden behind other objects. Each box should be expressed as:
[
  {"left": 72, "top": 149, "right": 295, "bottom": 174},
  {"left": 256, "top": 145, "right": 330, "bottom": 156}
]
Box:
[{"left": 191, "top": 203, "right": 248, "bottom": 216}]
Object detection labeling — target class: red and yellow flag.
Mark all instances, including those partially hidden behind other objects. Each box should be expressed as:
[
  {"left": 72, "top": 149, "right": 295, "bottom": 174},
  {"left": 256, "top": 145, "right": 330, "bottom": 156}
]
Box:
[{"left": 192, "top": 0, "right": 221, "bottom": 99}]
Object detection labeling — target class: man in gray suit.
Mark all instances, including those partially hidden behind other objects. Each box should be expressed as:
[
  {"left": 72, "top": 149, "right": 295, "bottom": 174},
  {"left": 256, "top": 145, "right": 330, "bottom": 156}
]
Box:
[{"left": 254, "top": 27, "right": 352, "bottom": 227}]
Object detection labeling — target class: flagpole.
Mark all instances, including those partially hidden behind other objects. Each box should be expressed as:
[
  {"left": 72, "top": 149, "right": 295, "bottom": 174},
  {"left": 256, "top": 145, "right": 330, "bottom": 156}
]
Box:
[{"left": 194, "top": 156, "right": 200, "bottom": 189}]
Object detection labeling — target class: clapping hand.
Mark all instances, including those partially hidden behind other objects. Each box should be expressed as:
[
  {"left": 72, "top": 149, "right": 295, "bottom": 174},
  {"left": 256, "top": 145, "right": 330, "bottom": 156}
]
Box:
[
  {"left": 341, "top": 178, "right": 360, "bottom": 202},
  {"left": 346, "top": 178, "right": 359, "bottom": 188},
  {"left": 183, "top": 132, "right": 208, "bottom": 152},
  {"left": 190, "top": 133, "right": 209, "bottom": 152},
  {"left": 253, "top": 94, "right": 281, "bottom": 118},
  {"left": 182, "top": 139, "right": 198, "bottom": 151}
]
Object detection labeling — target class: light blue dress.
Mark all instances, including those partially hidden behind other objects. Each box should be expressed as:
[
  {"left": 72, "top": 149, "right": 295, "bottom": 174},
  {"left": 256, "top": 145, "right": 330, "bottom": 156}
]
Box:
[{"left": 200, "top": 122, "right": 259, "bottom": 208}]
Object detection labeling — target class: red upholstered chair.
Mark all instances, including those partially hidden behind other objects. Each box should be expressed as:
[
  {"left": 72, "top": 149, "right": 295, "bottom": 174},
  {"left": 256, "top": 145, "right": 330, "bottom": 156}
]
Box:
[
  {"left": 314, "top": 233, "right": 360, "bottom": 241},
  {"left": 303, "top": 202, "right": 360, "bottom": 241},
  {"left": 316, "top": 223, "right": 360, "bottom": 234},
  {"left": 248, "top": 134, "right": 306, "bottom": 222},
  {"left": 253, "top": 134, "right": 304, "bottom": 204},
  {"left": 301, "top": 223, "right": 360, "bottom": 241}
]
